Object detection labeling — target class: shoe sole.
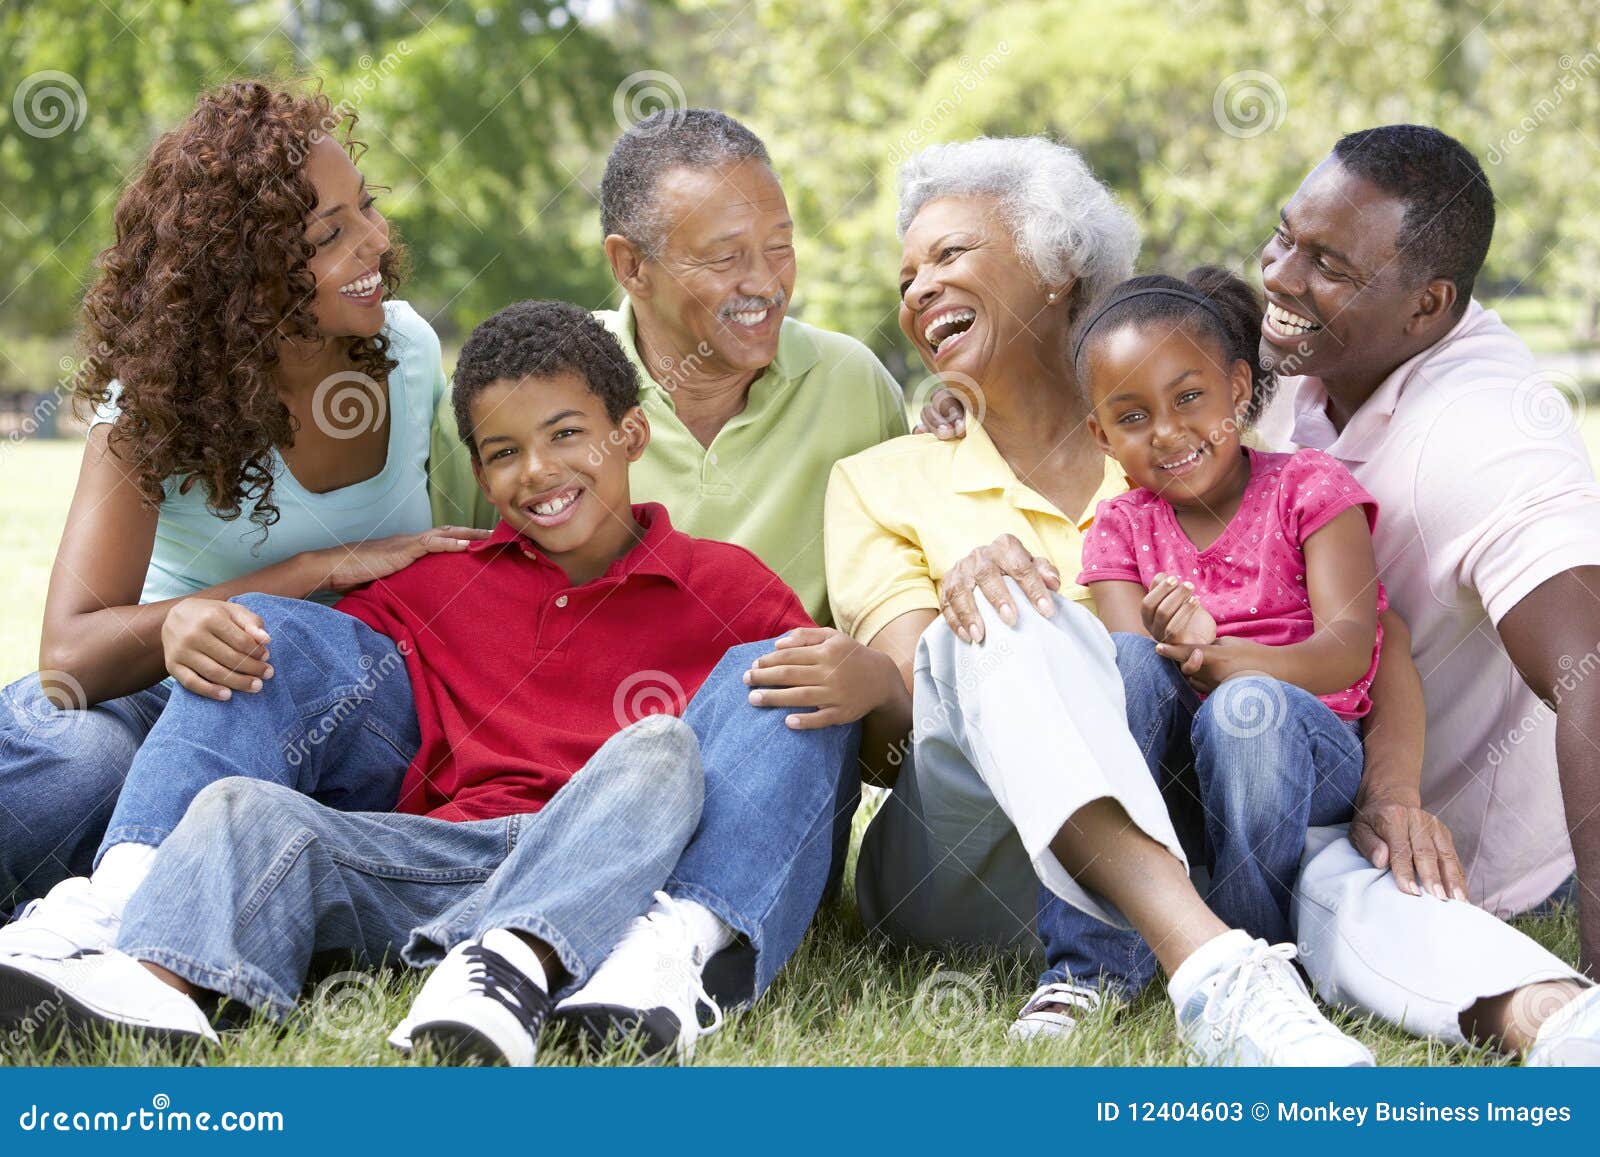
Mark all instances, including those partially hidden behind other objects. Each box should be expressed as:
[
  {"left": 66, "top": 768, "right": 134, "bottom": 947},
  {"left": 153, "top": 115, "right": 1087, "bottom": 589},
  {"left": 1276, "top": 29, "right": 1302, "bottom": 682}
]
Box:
[
  {"left": 408, "top": 1019, "right": 512, "bottom": 1067},
  {"left": 0, "top": 959, "right": 212, "bottom": 1055},
  {"left": 553, "top": 1003, "right": 683, "bottom": 1063}
]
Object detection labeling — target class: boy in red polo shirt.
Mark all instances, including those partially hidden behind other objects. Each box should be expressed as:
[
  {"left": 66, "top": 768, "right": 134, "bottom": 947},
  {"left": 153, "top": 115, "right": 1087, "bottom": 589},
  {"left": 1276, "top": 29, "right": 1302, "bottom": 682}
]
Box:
[{"left": 0, "top": 301, "right": 873, "bottom": 1066}]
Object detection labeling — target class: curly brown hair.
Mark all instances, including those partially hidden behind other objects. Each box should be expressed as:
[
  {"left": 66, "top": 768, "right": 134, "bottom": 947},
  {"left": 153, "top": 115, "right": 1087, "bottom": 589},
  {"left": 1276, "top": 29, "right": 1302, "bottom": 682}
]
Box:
[{"left": 77, "top": 79, "right": 406, "bottom": 531}]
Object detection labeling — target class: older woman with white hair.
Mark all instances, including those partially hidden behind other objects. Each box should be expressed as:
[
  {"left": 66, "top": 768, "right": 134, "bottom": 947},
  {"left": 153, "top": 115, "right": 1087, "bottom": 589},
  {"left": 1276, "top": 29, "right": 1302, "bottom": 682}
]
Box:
[{"left": 815, "top": 137, "right": 1370, "bottom": 1066}]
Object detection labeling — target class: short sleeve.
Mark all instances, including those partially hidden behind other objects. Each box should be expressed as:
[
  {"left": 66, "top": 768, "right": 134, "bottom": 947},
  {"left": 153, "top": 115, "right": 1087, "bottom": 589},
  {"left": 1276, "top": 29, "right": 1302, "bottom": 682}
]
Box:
[
  {"left": 1411, "top": 387, "right": 1600, "bottom": 625},
  {"left": 824, "top": 458, "right": 939, "bottom": 643},
  {"left": 1280, "top": 449, "right": 1379, "bottom": 547},
  {"left": 872, "top": 359, "right": 910, "bottom": 443},
  {"left": 760, "top": 583, "right": 815, "bottom": 640},
  {"left": 1077, "top": 498, "right": 1142, "bottom": 585}
]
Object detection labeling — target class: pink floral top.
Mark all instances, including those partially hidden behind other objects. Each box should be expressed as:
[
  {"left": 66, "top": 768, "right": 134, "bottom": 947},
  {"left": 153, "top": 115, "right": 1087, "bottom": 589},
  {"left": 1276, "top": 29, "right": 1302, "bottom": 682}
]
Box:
[{"left": 1077, "top": 448, "right": 1387, "bottom": 719}]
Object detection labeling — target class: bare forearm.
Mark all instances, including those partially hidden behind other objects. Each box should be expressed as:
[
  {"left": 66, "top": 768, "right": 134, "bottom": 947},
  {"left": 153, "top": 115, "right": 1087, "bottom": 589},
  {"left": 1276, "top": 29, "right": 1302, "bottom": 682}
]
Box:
[
  {"left": 1242, "top": 619, "right": 1376, "bottom": 698},
  {"left": 1355, "top": 611, "right": 1425, "bottom": 806},
  {"left": 1558, "top": 686, "right": 1600, "bottom": 974},
  {"left": 857, "top": 680, "right": 914, "bottom": 789},
  {"left": 42, "top": 551, "right": 330, "bottom": 704}
]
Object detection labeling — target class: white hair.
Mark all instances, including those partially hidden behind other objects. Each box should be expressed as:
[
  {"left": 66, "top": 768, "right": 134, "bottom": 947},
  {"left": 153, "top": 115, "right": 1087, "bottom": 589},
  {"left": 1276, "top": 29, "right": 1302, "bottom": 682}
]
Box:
[{"left": 897, "top": 136, "right": 1140, "bottom": 305}]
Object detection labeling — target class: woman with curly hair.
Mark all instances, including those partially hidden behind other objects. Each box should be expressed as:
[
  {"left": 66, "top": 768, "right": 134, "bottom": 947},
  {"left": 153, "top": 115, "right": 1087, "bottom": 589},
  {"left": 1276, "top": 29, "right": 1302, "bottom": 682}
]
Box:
[{"left": 0, "top": 80, "right": 485, "bottom": 949}]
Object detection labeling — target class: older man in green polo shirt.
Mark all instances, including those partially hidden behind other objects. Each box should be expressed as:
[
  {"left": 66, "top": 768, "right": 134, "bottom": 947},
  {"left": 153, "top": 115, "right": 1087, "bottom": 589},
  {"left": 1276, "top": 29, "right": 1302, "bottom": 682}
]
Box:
[{"left": 429, "top": 108, "right": 906, "bottom": 626}]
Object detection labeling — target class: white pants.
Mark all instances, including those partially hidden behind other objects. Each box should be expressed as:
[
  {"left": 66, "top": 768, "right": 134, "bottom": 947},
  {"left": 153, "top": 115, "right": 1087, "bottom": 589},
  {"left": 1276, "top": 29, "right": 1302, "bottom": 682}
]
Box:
[
  {"left": 1293, "top": 826, "right": 1587, "bottom": 1043},
  {"left": 855, "top": 589, "right": 1186, "bottom": 947}
]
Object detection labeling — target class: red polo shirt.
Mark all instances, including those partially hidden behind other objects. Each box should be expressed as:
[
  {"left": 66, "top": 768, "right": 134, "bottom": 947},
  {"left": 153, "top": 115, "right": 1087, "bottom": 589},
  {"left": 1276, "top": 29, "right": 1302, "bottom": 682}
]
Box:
[{"left": 335, "top": 503, "right": 811, "bottom": 822}]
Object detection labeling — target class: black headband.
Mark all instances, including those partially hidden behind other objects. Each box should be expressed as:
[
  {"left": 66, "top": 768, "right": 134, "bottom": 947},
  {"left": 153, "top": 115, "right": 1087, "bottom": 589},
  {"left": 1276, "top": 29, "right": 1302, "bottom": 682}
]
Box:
[{"left": 1072, "top": 287, "right": 1226, "bottom": 364}]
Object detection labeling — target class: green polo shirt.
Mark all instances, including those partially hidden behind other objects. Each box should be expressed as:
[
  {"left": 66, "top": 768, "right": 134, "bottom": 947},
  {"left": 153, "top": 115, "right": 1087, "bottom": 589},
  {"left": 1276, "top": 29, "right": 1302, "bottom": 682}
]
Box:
[{"left": 428, "top": 298, "right": 907, "bottom": 626}]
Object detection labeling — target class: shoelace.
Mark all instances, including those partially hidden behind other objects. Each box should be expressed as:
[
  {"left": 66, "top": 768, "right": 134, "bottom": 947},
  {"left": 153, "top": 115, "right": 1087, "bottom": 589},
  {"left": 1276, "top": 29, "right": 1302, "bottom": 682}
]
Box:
[
  {"left": 1018, "top": 981, "right": 1102, "bottom": 1022},
  {"left": 462, "top": 942, "right": 551, "bottom": 1035},
  {"left": 1203, "top": 942, "right": 1326, "bottom": 1051},
  {"left": 631, "top": 891, "right": 725, "bottom": 1037}
]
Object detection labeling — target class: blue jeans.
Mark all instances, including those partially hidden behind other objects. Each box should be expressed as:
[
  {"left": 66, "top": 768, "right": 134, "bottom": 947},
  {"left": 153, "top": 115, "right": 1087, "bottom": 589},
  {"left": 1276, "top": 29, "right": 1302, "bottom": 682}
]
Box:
[
  {"left": 117, "top": 717, "right": 706, "bottom": 1019},
  {"left": 0, "top": 674, "right": 170, "bottom": 912},
  {"left": 1037, "top": 632, "right": 1363, "bottom": 996},
  {"left": 97, "top": 593, "right": 417, "bottom": 860}
]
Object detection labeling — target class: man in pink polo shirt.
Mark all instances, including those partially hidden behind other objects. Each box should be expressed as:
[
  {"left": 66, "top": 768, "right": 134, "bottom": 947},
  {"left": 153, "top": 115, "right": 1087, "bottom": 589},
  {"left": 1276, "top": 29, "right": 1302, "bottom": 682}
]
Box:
[{"left": 1258, "top": 125, "right": 1600, "bottom": 1063}]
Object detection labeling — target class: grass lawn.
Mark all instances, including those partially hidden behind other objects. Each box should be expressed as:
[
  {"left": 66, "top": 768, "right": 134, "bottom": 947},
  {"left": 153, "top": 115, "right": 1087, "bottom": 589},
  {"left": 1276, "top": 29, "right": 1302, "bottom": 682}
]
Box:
[{"left": 3, "top": 417, "right": 1598, "bottom": 1067}]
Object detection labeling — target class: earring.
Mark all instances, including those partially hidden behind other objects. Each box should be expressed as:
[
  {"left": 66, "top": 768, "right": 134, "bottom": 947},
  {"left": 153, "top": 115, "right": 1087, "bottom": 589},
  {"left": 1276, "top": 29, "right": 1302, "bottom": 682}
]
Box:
[{"left": 1046, "top": 291, "right": 1058, "bottom": 303}]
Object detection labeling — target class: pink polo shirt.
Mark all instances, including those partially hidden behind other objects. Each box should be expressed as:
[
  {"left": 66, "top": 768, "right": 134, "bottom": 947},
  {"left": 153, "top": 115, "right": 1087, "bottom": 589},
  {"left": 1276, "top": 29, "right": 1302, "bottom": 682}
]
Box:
[{"left": 1276, "top": 301, "right": 1600, "bottom": 916}]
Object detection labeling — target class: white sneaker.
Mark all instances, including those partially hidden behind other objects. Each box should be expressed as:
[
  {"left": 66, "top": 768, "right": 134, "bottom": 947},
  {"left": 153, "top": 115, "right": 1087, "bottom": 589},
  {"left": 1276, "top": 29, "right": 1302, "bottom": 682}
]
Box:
[
  {"left": 388, "top": 929, "right": 553, "bottom": 1067},
  {"left": 1008, "top": 981, "right": 1105, "bottom": 1042},
  {"left": 0, "top": 947, "right": 217, "bottom": 1047},
  {"left": 554, "top": 891, "right": 724, "bottom": 1063},
  {"left": 1525, "top": 985, "right": 1600, "bottom": 1066},
  {"left": 1175, "top": 936, "right": 1374, "bottom": 1066},
  {"left": 0, "top": 877, "right": 123, "bottom": 959}
]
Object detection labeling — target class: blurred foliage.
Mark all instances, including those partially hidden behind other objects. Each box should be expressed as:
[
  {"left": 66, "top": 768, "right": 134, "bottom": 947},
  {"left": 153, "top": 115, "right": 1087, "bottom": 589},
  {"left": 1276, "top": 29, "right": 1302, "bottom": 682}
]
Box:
[{"left": 2, "top": 0, "right": 1597, "bottom": 391}]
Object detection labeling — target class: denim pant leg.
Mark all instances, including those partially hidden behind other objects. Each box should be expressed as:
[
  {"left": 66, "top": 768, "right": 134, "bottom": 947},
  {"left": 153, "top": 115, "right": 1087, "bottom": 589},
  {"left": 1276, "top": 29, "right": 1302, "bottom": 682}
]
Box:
[
  {"left": 97, "top": 593, "right": 418, "bottom": 861},
  {"left": 1191, "top": 677, "right": 1364, "bottom": 944},
  {"left": 1035, "top": 632, "right": 1200, "bottom": 997},
  {"left": 0, "top": 673, "right": 170, "bottom": 912},
  {"left": 666, "top": 641, "right": 861, "bottom": 1007},
  {"left": 410, "top": 715, "right": 706, "bottom": 988},
  {"left": 119, "top": 717, "right": 705, "bottom": 1018}
]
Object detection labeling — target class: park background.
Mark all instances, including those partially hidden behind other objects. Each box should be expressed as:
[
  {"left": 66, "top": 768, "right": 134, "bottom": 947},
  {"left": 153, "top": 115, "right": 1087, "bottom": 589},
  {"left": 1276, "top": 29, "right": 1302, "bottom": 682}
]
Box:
[{"left": 0, "top": 0, "right": 1597, "bottom": 1064}]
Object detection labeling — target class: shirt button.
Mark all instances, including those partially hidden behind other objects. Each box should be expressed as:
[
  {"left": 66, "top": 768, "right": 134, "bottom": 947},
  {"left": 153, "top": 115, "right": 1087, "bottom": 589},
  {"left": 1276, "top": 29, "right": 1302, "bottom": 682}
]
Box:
[
  {"left": 555, "top": 595, "right": 569, "bottom": 608},
  {"left": 708, "top": 451, "right": 719, "bottom": 465}
]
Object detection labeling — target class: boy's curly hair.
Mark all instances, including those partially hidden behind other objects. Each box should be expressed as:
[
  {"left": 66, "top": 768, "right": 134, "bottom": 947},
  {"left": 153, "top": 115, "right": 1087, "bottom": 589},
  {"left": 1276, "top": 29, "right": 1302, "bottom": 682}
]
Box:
[
  {"left": 76, "top": 79, "right": 406, "bottom": 530},
  {"left": 452, "top": 300, "right": 640, "bottom": 457}
]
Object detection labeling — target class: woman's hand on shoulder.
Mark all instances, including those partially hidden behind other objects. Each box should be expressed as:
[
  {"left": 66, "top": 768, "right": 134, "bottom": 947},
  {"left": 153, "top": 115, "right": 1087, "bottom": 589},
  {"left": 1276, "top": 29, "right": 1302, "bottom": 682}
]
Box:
[
  {"left": 161, "top": 598, "right": 272, "bottom": 701},
  {"left": 742, "top": 627, "right": 904, "bottom": 729},
  {"left": 313, "top": 525, "right": 492, "bottom": 595},
  {"left": 939, "top": 534, "right": 1061, "bottom": 643}
]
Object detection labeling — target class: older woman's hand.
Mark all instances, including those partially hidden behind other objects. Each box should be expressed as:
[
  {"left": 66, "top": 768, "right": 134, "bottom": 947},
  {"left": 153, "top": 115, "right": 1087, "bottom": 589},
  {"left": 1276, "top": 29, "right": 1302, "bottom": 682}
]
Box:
[
  {"left": 913, "top": 387, "right": 970, "bottom": 440},
  {"left": 940, "top": 534, "right": 1061, "bottom": 643}
]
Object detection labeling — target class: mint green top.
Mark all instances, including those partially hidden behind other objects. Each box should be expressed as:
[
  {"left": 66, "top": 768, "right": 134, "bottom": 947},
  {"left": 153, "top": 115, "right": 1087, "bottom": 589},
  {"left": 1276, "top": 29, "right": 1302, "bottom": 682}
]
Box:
[
  {"left": 428, "top": 298, "right": 907, "bottom": 625},
  {"left": 93, "top": 300, "right": 446, "bottom": 606}
]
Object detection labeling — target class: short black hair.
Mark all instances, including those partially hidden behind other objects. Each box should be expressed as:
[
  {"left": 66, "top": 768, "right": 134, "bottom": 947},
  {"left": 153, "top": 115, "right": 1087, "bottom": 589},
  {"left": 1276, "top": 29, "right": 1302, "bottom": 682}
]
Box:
[
  {"left": 1332, "top": 124, "right": 1494, "bottom": 313},
  {"left": 1072, "top": 266, "right": 1277, "bottom": 427},
  {"left": 452, "top": 300, "right": 639, "bottom": 457},
  {"left": 599, "top": 108, "right": 772, "bottom": 255}
]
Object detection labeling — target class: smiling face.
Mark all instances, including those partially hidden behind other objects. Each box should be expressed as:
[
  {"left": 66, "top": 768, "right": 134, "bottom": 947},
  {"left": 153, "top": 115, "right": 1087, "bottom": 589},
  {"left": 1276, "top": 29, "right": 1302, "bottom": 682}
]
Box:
[
  {"left": 897, "top": 195, "right": 1065, "bottom": 390},
  {"left": 469, "top": 372, "right": 649, "bottom": 579},
  {"left": 300, "top": 134, "right": 392, "bottom": 339},
  {"left": 1084, "top": 321, "right": 1253, "bottom": 508},
  {"left": 623, "top": 159, "right": 795, "bottom": 375},
  {"left": 1258, "top": 156, "right": 1450, "bottom": 397}
]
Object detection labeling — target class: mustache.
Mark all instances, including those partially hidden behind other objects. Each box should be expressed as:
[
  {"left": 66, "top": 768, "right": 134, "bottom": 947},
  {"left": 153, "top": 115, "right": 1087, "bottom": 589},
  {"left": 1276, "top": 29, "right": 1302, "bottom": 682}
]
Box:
[{"left": 718, "top": 289, "right": 786, "bottom": 318}]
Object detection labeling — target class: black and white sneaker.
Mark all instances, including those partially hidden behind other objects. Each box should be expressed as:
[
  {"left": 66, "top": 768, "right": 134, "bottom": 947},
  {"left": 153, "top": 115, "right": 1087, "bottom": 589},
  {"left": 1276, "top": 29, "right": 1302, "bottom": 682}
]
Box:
[
  {"left": 553, "top": 891, "right": 724, "bottom": 1063},
  {"left": 389, "top": 929, "right": 553, "bottom": 1067},
  {"left": 0, "top": 947, "right": 219, "bottom": 1048}
]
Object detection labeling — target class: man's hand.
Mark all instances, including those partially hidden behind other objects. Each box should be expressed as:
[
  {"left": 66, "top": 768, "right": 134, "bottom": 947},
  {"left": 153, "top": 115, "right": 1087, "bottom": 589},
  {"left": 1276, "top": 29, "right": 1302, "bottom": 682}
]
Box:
[
  {"left": 1153, "top": 635, "right": 1264, "bottom": 694},
  {"left": 1142, "top": 573, "right": 1217, "bottom": 646},
  {"left": 1349, "top": 791, "right": 1469, "bottom": 902},
  {"left": 742, "top": 627, "right": 902, "bottom": 729},
  {"left": 939, "top": 534, "right": 1061, "bottom": 643}
]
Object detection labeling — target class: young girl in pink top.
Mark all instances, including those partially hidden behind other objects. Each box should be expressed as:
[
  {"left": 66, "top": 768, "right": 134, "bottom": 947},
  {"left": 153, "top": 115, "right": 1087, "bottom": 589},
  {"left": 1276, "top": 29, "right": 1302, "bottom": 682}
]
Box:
[{"left": 1070, "top": 266, "right": 1394, "bottom": 948}]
